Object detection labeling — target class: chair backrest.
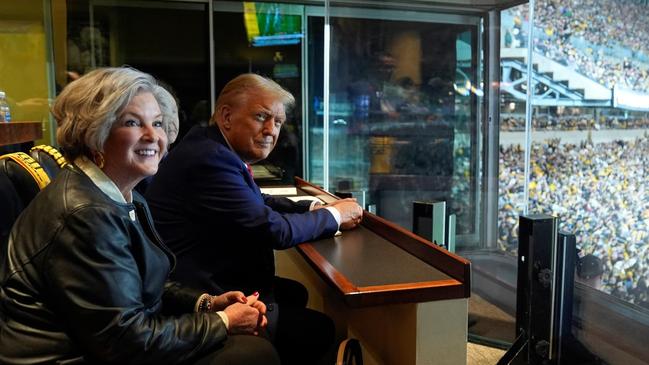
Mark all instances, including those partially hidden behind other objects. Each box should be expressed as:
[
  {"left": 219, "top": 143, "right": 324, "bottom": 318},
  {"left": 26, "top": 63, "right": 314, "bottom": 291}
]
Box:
[
  {"left": 30, "top": 145, "right": 67, "bottom": 180},
  {"left": 0, "top": 152, "right": 52, "bottom": 262}
]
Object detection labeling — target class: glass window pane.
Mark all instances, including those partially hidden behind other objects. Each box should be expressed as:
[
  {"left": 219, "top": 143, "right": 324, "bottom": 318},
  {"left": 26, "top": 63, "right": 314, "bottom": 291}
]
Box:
[
  {"left": 308, "top": 7, "right": 483, "bottom": 246},
  {"left": 528, "top": 0, "right": 649, "bottom": 361},
  {"left": 64, "top": 0, "right": 210, "bottom": 144},
  {"left": 213, "top": 1, "right": 304, "bottom": 184},
  {"left": 493, "top": 0, "right": 649, "bottom": 362},
  {"left": 465, "top": 3, "right": 532, "bottom": 346},
  {"left": 0, "top": 0, "right": 53, "bottom": 149}
]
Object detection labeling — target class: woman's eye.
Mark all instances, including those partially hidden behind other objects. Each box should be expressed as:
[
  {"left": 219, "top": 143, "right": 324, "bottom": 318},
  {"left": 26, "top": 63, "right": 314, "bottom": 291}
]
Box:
[
  {"left": 124, "top": 119, "right": 139, "bottom": 127},
  {"left": 153, "top": 120, "right": 164, "bottom": 128}
]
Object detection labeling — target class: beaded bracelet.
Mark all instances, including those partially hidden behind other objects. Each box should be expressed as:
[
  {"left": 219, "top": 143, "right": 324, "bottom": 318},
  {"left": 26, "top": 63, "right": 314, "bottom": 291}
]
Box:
[{"left": 196, "top": 294, "right": 213, "bottom": 313}]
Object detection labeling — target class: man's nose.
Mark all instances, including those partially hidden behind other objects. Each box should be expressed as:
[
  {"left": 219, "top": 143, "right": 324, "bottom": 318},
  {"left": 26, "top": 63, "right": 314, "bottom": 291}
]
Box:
[{"left": 262, "top": 119, "right": 278, "bottom": 135}]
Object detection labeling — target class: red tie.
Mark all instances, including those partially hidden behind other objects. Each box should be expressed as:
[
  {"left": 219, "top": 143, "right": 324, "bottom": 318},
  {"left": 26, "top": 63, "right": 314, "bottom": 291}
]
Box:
[{"left": 245, "top": 163, "right": 254, "bottom": 178}]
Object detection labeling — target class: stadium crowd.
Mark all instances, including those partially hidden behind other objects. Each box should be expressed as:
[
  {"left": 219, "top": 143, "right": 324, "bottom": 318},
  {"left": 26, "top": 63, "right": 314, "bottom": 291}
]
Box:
[
  {"left": 500, "top": 115, "right": 649, "bottom": 131},
  {"left": 498, "top": 134, "right": 649, "bottom": 306},
  {"left": 506, "top": 0, "right": 649, "bottom": 92}
]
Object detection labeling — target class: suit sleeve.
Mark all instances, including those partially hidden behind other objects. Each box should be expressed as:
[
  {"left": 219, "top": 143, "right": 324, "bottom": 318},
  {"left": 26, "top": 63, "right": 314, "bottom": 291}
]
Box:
[
  {"left": 43, "top": 206, "right": 227, "bottom": 364},
  {"left": 189, "top": 150, "right": 338, "bottom": 249},
  {"left": 262, "top": 194, "right": 312, "bottom": 213}
]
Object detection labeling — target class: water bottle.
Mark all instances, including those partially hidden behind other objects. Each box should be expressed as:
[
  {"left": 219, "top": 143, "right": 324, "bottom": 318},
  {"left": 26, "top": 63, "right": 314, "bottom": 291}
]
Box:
[{"left": 0, "top": 91, "right": 11, "bottom": 122}]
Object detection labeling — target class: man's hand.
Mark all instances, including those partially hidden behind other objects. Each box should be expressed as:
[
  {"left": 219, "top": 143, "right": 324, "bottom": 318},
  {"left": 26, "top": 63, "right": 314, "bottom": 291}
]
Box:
[
  {"left": 329, "top": 198, "right": 363, "bottom": 230},
  {"left": 209, "top": 291, "right": 247, "bottom": 311}
]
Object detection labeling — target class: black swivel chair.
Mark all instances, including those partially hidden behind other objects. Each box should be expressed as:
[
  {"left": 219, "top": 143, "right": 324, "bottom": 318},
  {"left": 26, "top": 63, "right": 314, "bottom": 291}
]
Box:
[{"left": 0, "top": 152, "right": 53, "bottom": 263}]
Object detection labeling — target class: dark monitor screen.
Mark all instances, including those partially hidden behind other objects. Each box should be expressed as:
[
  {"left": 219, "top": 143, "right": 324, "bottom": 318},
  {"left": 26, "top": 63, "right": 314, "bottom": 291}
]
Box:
[{"left": 413, "top": 201, "right": 435, "bottom": 243}]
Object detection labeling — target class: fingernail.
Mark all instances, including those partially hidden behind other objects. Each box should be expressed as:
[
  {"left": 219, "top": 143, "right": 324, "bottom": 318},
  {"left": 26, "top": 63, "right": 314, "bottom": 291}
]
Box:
[{"left": 253, "top": 291, "right": 259, "bottom": 296}]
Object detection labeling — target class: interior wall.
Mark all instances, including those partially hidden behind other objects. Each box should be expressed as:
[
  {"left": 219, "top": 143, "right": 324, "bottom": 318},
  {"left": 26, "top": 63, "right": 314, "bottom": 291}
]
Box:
[{"left": 0, "top": 0, "right": 52, "bottom": 144}]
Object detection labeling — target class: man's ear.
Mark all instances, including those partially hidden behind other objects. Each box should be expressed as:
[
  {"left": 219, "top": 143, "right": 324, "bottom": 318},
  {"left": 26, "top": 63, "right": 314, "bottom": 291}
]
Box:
[{"left": 218, "top": 105, "right": 232, "bottom": 129}]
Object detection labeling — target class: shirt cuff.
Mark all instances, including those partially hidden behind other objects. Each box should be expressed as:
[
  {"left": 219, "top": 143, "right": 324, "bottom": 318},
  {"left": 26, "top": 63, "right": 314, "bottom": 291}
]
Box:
[
  {"left": 216, "top": 311, "right": 230, "bottom": 330},
  {"left": 309, "top": 200, "right": 323, "bottom": 210},
  {"left": 324, "top": 206, "right": 341, "bottom": 228}
]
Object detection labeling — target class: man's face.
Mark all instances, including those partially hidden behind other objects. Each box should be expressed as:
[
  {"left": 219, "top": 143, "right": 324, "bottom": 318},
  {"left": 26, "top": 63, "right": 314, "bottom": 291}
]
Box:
[{"left": 221, "top": 90, "right": 286, "bottom": 163}]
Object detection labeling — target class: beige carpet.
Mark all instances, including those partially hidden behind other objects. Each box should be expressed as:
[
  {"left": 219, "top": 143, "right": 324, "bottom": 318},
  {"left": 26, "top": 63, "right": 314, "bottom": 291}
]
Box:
[
  {"left": 469, "top": 293, "right": 516, "bottom": 343},
  {"left": 466, "top": 292, "right": 513, "bottom": 364},
  {"left": 468, "top": 342, "right": 506, "bottom": 365}
]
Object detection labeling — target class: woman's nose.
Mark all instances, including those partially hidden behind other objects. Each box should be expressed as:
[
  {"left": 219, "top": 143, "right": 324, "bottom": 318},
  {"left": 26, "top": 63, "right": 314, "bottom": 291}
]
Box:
[{"left": 142, "top": 123, "right": 158, "bottom": 141}]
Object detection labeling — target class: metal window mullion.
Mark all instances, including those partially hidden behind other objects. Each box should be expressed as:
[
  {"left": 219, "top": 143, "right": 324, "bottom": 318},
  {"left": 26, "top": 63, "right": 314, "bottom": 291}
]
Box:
[
  {"left": 301, "top": 6, "right": 310, "bottom": 180},
  {"left": 322, "top": 0, "right": 330, "bottom": 191},
  {"left": 523, "top": 0, "right": 535, "bottom": 215},
  {"left": 43, "top": 0, "right": 57, "bottom": 145},
  {"left": 483, "top": 10, "right": 501, "bottom": 249},
  {"left": 209, "top": 0, "right": 215, "bottom": 114}
]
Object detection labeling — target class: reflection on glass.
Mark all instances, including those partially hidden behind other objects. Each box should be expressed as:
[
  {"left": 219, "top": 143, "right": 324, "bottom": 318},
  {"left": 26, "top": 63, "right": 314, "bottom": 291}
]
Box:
[{"left": 309, "top": 14, "right": 480, "bottom": 238}]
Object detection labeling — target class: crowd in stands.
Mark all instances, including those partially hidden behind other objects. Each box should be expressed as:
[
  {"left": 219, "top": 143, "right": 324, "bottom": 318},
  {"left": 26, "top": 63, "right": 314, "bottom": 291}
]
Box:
[
  {"left": 506, "top": 0, "right": 649, "bottom": 92},
  {"left": 498, "top": 135, "right": 649, "bottom": 306},
  {"left": 500, "top": 115, "right": 649, "bottom": 131}
]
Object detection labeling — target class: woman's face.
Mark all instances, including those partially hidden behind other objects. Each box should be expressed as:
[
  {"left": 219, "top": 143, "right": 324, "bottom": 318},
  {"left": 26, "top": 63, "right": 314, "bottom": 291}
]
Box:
[{"left": 102, "top": 91, "right": 167, "bottom": 192}]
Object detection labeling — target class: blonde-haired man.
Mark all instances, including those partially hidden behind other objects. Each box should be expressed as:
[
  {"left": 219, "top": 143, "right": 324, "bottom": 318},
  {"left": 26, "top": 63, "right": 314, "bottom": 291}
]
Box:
[{"left": 147, "top": 73, "right": 362, "bottom": 364}]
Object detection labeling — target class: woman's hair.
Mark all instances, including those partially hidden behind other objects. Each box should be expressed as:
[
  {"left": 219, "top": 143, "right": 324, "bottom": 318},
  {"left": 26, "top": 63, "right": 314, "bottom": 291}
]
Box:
[
  {"left": 53, "top": 67, "right": 179, "bottom": 160},
  {"left": 210, "top": 73, "right": 294, "bottom": 126}
]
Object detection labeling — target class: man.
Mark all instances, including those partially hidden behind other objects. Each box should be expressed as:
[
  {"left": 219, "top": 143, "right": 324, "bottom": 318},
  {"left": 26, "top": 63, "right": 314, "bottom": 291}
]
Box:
[
  {"left": 146, "top": 73, "right": 363, "bottom": 364},
  {"left": 576, "top": 253, "right": 604, "bottom": 290}
]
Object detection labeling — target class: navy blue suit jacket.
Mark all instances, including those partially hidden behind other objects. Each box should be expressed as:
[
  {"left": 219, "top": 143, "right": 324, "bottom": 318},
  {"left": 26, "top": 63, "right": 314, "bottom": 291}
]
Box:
[{"left": 145, "top": 125, "right": 338, "bottom": 294}]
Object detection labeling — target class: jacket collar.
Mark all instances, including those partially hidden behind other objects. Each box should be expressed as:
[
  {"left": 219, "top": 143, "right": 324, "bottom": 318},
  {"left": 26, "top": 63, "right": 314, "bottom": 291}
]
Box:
[
  {"left": 74, "top": 155, "right": 128, "bottom": 204},
  {"left": 206, "top": 125, "right": 249, "bottom": 171}
]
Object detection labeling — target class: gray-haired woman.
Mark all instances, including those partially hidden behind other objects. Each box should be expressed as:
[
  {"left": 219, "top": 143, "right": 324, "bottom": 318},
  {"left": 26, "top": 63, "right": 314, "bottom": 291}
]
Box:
[{"left": 0, "top": 67, "right": 279, "bottom": 365}]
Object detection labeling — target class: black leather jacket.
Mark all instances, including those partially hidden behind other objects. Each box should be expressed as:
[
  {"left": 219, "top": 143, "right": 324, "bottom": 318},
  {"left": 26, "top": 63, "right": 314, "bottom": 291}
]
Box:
[{"left": 0, "top": 165, "right": 227, "bottom": 364}]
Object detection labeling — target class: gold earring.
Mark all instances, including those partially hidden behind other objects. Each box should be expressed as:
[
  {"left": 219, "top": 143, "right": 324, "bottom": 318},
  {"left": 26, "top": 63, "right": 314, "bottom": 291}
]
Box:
[{"left": 93, "top": 151, "right": 105, "bottom": 169}]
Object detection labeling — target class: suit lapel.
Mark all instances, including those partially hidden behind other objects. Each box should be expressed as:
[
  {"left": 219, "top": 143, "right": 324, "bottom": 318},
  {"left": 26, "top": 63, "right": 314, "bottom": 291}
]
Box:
[{"left": 207, "top": 125, "right": 263, "bottom": 197}]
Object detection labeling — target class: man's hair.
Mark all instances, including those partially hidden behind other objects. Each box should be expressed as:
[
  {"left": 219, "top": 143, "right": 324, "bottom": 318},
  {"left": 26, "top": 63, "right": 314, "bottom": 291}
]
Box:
[
  {"left": 210, "top": 73, "right": 295, "bottom": 126},
  {"left": 53, "top": 67, "right": 179, "bottom": 160},
  {"left": 577, "top": 254, "right": 604, "bottom": 279}
]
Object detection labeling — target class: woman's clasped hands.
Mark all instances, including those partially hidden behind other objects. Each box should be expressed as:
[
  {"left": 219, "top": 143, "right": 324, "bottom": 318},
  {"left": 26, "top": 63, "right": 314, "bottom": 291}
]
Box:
[{"left": 211, "top": 291, "right": 268, "bottom": 335}]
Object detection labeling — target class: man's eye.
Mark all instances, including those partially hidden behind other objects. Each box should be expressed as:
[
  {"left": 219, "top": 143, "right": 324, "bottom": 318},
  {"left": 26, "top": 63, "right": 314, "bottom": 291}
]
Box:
[
  {"left": 255, "top": 113, "right": 267, "bottom": 122},
  {"left": 153, "top": 120, "right": 164, "bottom": 128},
  {"left": 125, "top": 119, "right": 140, "bottom": 127},
  {"left": 275, "top": 120, "right": 284, "bottom": 128}
]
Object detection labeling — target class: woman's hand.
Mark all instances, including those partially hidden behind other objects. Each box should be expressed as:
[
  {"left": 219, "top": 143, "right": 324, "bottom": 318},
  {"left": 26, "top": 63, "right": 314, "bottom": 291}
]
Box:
[
  {"left": 246, "top": 293, "right": 268, "bottom": 331},
  {"left": 209, "top": 291, "right": 247, "bottom": 311},
  {"left": 222, "top": 292, "right": 268, "bottom": 335}
]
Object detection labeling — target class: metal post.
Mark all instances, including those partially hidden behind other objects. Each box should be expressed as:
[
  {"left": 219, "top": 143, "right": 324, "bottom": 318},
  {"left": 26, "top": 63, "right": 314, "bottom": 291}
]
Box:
[
  {"left": 483, "top": 10, "right": 501, "bottom": 249},
  {"left": 322, "top": 0, "right": 331, "bottom": 191},
  {"left": 523, "top": 0, "right": 536, "bottom": 215}
]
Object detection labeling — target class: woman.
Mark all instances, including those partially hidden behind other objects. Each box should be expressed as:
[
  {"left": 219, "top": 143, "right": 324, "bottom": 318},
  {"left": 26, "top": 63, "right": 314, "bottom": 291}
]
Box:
[{"left": 0, "top": 67, "right": 280, "bottom": 365}]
